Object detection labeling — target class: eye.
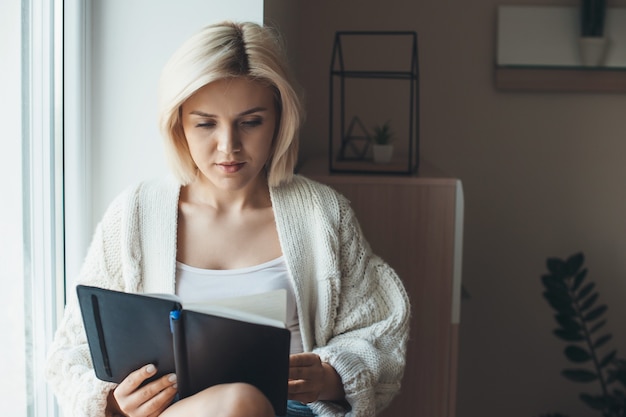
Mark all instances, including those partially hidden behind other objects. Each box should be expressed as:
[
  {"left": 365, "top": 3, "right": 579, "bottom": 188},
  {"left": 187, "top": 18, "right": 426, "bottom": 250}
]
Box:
[
  {"left": 195, "top": 121, "right": 216, "bottom": 129},
  {"left": 240, "top": 118, "right": 263, "bottom": 128}
]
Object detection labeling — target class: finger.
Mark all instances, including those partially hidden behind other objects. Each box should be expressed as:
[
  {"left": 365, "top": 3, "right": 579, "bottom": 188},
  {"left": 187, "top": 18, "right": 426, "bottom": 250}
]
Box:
[
  {"left": 288, "top": 378, "right": 310, "bottom": 394},
  {"left": 289, "top": 378, "right": 322, "bottom": 402},
  {"left": 288, "top": 380, "right": 319, "bottom": 404},
  {"left": 289, "top": 353, "right": 320, "bottom": 368},
  {"left": 135, "top": 379, "right": 178, "bottom": 417},
  {"left": 117, "top": 369, "right": 177, "bottom": 415},
  {"left": 129, "top": 373, "right": 178, "bottom": 407},
  {"left": 289, "top": 361, "right": 324, "bottom": 383},
  {"left": 289, "top": 365, "right": 309, "bottom": 381},
  {"left": 289, "top": 353, "right": 322, "bottom": 381},
  {"left": 116, "top": 364, "right": 158, "bottom": 397}
]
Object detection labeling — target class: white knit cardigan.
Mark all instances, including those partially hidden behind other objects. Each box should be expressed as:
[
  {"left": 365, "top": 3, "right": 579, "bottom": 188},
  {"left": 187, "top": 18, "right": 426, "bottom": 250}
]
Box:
[{"left": 45, "top": 175, "right": 410, "bottom": 417}]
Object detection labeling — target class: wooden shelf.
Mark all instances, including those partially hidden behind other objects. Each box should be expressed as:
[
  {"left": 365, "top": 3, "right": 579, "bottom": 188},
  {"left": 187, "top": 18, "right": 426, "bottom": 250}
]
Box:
[
  {"left": 329, "top": 154, "right": 417, "bottom": 175},
  {"left": 331, "top": 70, "right": 416, "bottom": 80},
  {"left": 495, "top": 6, "right": 626, "bottom": 93},
  {"left": 299, "top": 161, "right": 463, "bottom": 417},
  {"left": 495, "top": 66, "right": 626, "bottom": 93}
]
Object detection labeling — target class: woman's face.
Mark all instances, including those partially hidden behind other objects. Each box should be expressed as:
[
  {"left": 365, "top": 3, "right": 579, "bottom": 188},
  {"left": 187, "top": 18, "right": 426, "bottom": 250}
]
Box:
[{"left": 181, "top": 77, "right": 277, "bottom": 193}]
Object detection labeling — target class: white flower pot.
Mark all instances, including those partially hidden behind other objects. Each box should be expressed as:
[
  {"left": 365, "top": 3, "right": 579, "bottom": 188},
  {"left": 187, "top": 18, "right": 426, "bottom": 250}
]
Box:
[
  {"left": 372, "top": 144, "right": 393, "bottom": 164},
  {"left": 578, "top": 37, "right": 609, "bottom": 67}
]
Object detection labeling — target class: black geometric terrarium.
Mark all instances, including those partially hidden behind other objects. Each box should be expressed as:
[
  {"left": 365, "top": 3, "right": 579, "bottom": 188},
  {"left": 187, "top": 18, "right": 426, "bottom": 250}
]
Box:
[{"left": 329, "top": 31, "right": 419, "bottom": 174}]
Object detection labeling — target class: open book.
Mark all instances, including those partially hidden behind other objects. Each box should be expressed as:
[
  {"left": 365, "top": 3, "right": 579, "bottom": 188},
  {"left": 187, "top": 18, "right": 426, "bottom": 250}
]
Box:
[{"left": 76, "top": 285, "right": 291, "bottom": 415}]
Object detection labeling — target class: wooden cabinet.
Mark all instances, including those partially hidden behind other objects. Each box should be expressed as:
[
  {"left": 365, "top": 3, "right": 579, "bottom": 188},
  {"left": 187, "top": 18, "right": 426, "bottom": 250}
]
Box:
[{"left": 301, "top": 162, "right": 463, "bottom": 417}]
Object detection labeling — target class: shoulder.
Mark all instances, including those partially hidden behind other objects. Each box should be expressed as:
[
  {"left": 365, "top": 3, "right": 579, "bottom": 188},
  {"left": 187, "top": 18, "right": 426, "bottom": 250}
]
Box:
[
  {"left": 100, "top": 176, "right": 180, "bottom": 225},
  {"left": 136, "top": 175, "right": 181, "bottom": 198},
  {"left": 270, "top": 175, "right": 353, "bottom": 226},
  {"left": 272, "top": 174, "right": 347, "bottom": 205},
  {"left": 115, "top": 176, "right": 180, "bottom": 205}
]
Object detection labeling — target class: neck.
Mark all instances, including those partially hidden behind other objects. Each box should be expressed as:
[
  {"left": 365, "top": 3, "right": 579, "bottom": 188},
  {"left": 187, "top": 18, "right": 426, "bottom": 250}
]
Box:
[{"left": 184, "top": 173, "right": 272, "bottom": 213}]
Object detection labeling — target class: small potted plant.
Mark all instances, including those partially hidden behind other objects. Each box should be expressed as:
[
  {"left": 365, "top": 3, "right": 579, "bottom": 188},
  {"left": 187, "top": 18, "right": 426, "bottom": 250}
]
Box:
[
  {"left": 370, "top": 121, "right": 394, "bottom": 164},
  {"left": 579, "top": 0, "right": 609, "bottom": 66}
]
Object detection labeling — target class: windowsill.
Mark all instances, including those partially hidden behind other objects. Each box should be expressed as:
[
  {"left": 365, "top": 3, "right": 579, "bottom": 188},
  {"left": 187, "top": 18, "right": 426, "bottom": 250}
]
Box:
[{"left": 495, "top": 66, "right": 626, "bottom": 93}]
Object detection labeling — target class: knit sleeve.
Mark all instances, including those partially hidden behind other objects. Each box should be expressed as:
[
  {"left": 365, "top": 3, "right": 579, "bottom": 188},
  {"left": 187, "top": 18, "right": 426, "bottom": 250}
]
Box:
[
  {"left": 45, "top": 188, "right": 138, "bottom": 417},
  {"left": 311, "top": 195, "right": 411, "bottom": 417}
]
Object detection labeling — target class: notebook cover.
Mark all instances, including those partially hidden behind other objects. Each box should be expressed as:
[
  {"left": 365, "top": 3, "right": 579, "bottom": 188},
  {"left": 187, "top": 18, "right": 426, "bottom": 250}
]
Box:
[
  {"left": 77, "top": 285, "right": 291, "bottom": 415},
  {"left": 76, "top": 285, "right": 180, "bottom": 384},
  {"left": 179, "top": 310, "right": 291, "bottom": 415}
]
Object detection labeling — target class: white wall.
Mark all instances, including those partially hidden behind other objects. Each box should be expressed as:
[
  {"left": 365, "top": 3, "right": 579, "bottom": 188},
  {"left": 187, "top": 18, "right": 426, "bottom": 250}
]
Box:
[
  {"left": 89, "top": 0, "right": 263, "bottom": 223},
  {"left": 79, "top": 0, "right": 263, "bottom": 277}
]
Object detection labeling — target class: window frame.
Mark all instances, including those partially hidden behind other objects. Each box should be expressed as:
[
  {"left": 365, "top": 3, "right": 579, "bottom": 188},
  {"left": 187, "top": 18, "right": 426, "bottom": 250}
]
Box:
[
  {"left": 63, "top": 0, "right": 93, "bottom": 293},
  {"left": 22, "top": 0, "right": 65, "bottom": 415}
]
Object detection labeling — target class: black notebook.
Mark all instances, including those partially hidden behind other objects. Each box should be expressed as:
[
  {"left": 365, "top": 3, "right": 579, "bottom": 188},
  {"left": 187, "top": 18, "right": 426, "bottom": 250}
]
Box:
[{"left": 76, "top": 284, "right": 291, "bottom": 415}]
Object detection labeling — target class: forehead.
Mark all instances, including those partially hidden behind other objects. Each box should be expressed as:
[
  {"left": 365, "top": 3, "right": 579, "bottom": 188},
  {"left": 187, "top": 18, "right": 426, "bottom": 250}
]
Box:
[{"left": 183, "top": 77, "right": 276, "bottom": 112}]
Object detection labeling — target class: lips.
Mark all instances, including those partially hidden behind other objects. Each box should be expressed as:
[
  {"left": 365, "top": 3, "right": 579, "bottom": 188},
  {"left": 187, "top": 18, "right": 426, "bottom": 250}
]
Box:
[{"left": 216, "top": 161, "right": 245, "bottom": 173}]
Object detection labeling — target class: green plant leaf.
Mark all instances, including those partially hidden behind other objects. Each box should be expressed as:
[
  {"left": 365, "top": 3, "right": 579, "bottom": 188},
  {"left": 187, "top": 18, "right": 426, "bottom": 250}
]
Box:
[
  {"left": 547, "top": 258, "right": 567, "bottom": 277},
  {"left": 606, "top": 372, "right": 618, "bottom": 384},
  {"left": 593, "top": 333, "right": 612, "bottom": 349},
  {"left": 578, "top": 292, "right": 599, "bottom": 313},
  {"left": 584, "top": 305, "right": 608, "bottom": 321},
  {"left": 599, "top": 350, "right": 617, "bottom": 368},
  {"left": 562, "top": 369, "right": 598, "bottom": 383},
  {"left": 564, "top": 345, "right": 592, "bottom": 363},
  {"left": 609, "top": 359, "right": 626, "bottom": 386},
  {"left": 589, "top": 319, "right": 607, "bottom": 334},
  {"left": 543, "top": 288, "right": 570, "bottom": 303},
  {"left": 371, "top": 120, "right": 393, "bottom": 144},
  {"left": 602, "top": 389, "right": 626, "bottom": 414},
  {"left": 572, "top": 269, "right": 588, "bottom": 292},
  {"left": 554, "top": 328, "right": 585, "bottom": 342},
  {"left": 579, "top": 393, "right": 607, "bottom": 410},
  {"left": 542, "top": 274, "right": 568, "bottom": 292},
  {"left": 544, "top": 292, "right": 575, "bottom": 314},
  {"left": 576, "top": 282, "right": 595, "bottom": 301},
  {"left": 565, "top": 252, "right": 584, "bottom": 276},
  {"left": 555, "top": 314, "right": 581, "bottom": 332},
  {"left": 543, "top": 289, "right": 570, "bottom": 301}
]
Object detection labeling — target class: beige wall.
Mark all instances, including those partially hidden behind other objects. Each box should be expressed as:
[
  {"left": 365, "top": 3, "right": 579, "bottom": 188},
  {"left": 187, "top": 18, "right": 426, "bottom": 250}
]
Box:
[{"left": 266, "top": 0, "right": 626, "bottom": 416}]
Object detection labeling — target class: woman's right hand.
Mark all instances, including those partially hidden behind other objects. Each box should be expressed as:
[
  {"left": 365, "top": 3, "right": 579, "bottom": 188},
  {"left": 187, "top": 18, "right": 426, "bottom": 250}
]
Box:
[{"left": 107, "top": 364, "right": 178, "bottom": 417}]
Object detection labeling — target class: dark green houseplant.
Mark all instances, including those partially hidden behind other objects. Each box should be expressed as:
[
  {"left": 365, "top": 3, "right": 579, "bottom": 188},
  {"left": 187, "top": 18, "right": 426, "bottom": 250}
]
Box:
[
  {"left": 370, "top": 120, "right": 394, "bottom": 146},
  {"left": 370, "top": 121, "right": 394, "bottom": 164},
  {"left": 538, "top": 252, "right": 625, "bottom": 417},
  {"left": 578, "top": 0, "right": 609, "bottom": 66},
  {"left": 581, "top": 0, "right": 607, "bottom": 38}
]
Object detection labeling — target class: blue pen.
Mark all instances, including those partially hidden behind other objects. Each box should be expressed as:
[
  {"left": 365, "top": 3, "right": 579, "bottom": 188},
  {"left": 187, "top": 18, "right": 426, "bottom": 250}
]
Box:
[{"left": 170, "top": 309, "right": 181, "bottom": 333}]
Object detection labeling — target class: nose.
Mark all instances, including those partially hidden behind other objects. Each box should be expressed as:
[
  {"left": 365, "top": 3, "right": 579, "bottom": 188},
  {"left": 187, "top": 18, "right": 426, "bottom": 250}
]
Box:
[{"left": 216, "top": 125, "right": 241, "bottom": 154}]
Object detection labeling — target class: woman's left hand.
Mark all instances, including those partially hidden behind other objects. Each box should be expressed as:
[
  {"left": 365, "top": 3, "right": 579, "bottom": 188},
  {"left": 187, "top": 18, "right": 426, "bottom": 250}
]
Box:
[{"left": 288, "top": 353, "right": 345, "bottom": 403}]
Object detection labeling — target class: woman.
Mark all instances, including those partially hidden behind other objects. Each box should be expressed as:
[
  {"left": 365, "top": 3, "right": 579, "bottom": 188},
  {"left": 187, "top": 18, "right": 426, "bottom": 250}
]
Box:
[{"left": 46, "top": 21, "right": 410, "bottom": 417}]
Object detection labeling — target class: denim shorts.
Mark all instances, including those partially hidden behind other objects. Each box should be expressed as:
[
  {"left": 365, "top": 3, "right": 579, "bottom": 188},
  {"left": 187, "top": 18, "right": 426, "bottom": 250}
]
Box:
[{"left": 281, "top": 400, "right": 316, "bottom": 417}]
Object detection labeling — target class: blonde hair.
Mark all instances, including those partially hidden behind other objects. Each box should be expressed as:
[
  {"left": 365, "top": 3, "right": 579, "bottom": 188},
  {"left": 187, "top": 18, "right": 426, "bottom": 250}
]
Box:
[{"left": 158, "top": 21, "right": 303, "bottom": 187}]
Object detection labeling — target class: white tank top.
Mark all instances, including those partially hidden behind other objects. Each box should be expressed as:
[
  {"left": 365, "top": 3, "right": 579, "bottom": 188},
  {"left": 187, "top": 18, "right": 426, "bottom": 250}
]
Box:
[{"left": 175, "top": 256, "right": 304, "bottom": 354}]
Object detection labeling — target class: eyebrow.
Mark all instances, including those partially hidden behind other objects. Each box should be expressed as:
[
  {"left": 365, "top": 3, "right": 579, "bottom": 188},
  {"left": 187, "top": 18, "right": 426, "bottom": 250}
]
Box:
[{"left": 188, "top": 107, "right": 268, "bottom": 118}]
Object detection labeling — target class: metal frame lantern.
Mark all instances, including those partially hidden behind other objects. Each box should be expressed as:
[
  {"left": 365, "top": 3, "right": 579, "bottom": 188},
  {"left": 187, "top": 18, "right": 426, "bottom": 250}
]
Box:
[{"left": 329, "top": 31, "right": 420, "bottom": 174}]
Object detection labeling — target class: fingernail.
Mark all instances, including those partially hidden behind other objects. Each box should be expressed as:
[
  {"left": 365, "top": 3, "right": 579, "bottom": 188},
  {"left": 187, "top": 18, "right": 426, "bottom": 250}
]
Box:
[
  {"left": 146, "top": 364, "right": 156, "bottom": 374},
  {"left": 168, "top": 374, "right": 177, "bottom": 383}
]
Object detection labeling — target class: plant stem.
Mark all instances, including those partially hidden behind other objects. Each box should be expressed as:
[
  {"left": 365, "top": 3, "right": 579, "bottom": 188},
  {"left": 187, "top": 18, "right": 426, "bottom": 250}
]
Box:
[{"left": 566, "top": 275, "right": 610, "bottom": 406}]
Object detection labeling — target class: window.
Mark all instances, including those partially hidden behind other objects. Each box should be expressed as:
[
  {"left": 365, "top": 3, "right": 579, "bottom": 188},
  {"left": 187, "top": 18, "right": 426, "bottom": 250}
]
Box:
[
  {"left": 1, "top": 0, "right": 27, "bottom": 414},
  {"left": 1, "top": 2, "right": 264, "bottom": 416},
  {"left": 1, "top": 0, "right": 64, "bottom": 415}
]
